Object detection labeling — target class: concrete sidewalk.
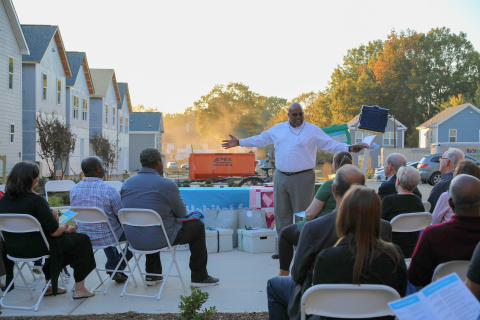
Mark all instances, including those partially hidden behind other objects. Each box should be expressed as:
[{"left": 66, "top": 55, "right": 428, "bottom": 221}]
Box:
[{"left": 0, "top": 248, "right": 278, "bottom": 317}]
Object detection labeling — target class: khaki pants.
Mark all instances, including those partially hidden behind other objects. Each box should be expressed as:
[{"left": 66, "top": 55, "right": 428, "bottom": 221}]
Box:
[{"left": 273, "top": 169, "right": 315, "bottom": 237}]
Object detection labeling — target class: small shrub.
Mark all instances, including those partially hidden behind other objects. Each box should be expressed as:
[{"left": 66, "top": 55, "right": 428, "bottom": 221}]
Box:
[
  {"left": 177, "top": 182, "right": 183, "bottom": 188},
  {"left": 177, "top": 287, "right": 216, "bottom": 320},
  {"left": 120, "top": 177, "right": 128, "bottom": 183},
  {"left": 183, "top": 180, "right": 191, "bottom": 185},
  {"left": 48, "top": 196, "right": 63, "bottom": 207},
  {"left": 227, "top": 179, "right": 238, "bottom": 187},
  {"left": 60, "top": 192, "right": 70, "bottom": 205},
  {"left": 205, "top": 179, "right": 212, "bottom": 185},
  {"left": 182, "top": 183, "right": 191, "bottom": 187},
  {"left": 70, "top": 177, "right": 81, "bottom": 184},
  {"left": 38, "top": 176, "right": 48, "bottom": 188}
]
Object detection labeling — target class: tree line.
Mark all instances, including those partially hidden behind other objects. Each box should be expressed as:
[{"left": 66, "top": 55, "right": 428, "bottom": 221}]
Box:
[{"left": 134, "top": 27, "right": 480, "bottom": 147}]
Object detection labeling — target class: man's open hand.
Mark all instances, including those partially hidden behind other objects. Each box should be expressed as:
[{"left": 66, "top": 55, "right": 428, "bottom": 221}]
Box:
[
  {"left": 221, "top": 134, "right": 239, "bottom": 149},
  {"left": 348, "top": 145, "right": 365, "bottom": 153}
]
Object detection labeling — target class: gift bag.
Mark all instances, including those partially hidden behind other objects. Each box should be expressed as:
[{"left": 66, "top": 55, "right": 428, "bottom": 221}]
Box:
[{"left": 249, "top": 187, "right": 275, "bottom": 228}]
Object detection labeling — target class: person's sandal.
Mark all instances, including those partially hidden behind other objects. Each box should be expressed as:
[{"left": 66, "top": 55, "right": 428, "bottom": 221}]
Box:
[
  {"left": 73, "top": 289, "right": 95, "bottom": 299},
  {"left": 44, "top": 286, "right": 66, "bottom": 296}
]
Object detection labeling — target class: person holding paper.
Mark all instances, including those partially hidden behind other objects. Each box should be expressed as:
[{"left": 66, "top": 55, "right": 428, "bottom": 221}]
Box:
[
  {"left": 277, "top": 151, "right": 352, "bottom": 276},
  {"left": 409, "top": 174, "right": 480, "bottom": 288},
  {"left": 378, "top": 153, "right": 422, "bottom": 200},
  {"left": 222, "top": 102, "right": 365, "bottom": 259},
  {"left": 0, "top": 161, "right": 96, "bottom": 298}
]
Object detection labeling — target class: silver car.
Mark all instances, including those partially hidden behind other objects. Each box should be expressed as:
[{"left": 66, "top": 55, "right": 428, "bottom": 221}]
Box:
[
  {"left": 418, "top": 154, "right": 480, "bottom": 186},
  {"left": 375, "top": 161, "right": 418, "bottom": 182}
]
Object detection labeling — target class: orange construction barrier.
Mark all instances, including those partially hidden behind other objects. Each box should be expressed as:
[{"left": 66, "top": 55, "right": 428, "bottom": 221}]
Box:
[{"left": 189, "top": 153, "right": 258, "bottom": 180}]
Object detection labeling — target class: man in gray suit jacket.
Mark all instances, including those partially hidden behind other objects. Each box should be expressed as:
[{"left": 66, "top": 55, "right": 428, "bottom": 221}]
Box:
[{"left": 266, "top": 165, "right": 393, "bottom": 320}]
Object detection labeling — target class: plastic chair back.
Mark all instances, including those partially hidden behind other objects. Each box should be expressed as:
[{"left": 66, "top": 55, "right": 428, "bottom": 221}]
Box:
[
  {"left": 0, "top": 185, "right": 5, "bottom": 192},
  {"left": 119, "top": 209, "right": 163, "bottom": 228},
  {"left": 0, "top": 214, "right": 50, "bottom": 251},
  {"left": 422, "top": 201, "right": 431, "bottom": 212},
  {"left": 70, "top": 207, "right": 109, "bottom": 224},
  {"left": 104, "top": 181, "right": 123, "bottom": 192},
  {"left": 432, "top": 261, "right": 470, "bottom": 282},
  {"left": 44, "top": 180, "right": 76, "bottom": 201},
  {"left": 301, "top": 284, "right": 400, "bottom": 320},
  {"left": 390, "top": 212, "right": 432, "bottom": 232}
]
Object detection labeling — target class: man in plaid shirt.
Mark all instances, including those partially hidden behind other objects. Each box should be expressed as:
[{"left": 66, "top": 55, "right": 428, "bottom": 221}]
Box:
[{"left": 70, "top": 157, "right": 132, "bottom": 283}]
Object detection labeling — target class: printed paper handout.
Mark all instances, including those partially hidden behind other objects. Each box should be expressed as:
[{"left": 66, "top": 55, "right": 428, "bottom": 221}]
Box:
[
  {"left": 58, "top": 210, "right": 78, "bottom": 223},
  {"left": 388, "top": 273, "right": 480, "bottom": 320},
  {"left": 350, "top": 135, "right": 379, "bottom": 151},
  {"left": 295, "top": 211, "right": 305, "bottom": 218}
]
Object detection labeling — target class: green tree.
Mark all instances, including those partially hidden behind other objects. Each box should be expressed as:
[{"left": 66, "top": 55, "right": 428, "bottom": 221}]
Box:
[{"left": 91, "top": 132, "right": 119, "bottom": 181}]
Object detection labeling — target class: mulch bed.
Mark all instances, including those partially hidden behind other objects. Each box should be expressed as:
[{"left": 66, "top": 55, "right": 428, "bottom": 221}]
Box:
[{"left": 3, "top": 311, "right": 269, "bottom": 319}]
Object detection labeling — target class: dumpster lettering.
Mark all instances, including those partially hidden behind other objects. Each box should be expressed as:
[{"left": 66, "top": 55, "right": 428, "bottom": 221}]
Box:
[{"left": 213, "top": 157, "right": 233, "bottom": 167}]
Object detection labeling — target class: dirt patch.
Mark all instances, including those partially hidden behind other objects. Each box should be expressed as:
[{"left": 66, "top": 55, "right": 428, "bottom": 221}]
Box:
[{"left": 3, "top": 311, "right": 269, "bottom": 319}]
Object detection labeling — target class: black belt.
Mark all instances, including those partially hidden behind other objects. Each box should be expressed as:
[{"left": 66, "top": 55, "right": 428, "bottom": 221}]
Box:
[{"left": 278, "top": 169, "right": 313, "bottom": 176}]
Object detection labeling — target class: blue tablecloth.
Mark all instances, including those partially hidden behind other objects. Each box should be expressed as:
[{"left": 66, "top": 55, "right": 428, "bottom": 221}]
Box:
[{"left": 179, "top": 187, "right": 250, "bottom": 214}]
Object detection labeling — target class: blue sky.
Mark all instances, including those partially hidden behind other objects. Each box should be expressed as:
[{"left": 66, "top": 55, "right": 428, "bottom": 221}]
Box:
[{"left": 13, "top": 0, "right": 480, "bottom": 114}]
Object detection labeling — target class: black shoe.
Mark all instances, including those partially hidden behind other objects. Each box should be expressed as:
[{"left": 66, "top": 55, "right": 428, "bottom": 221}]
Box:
[
  {"left": 271, "top": 252, "right": 279, "bottom": 259},
  {"left": 145, "top": 275, "right": 163, "bottom": 286},
  {"left": 107, "top": 272, "right": 128, "bottom": 283},
  {"left": 191, "top": 276, "right": 219, "bottom": 288}
]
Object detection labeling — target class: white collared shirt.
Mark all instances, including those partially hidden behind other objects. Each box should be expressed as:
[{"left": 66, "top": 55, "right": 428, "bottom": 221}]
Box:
[{"left": 239, "top": 121, "right": 349, "bottom": 173}]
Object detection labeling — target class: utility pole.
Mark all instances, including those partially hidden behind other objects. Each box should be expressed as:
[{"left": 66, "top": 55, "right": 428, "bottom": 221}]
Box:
[{"left": 389, "top": 114, "right": 396, "bottom": 148}]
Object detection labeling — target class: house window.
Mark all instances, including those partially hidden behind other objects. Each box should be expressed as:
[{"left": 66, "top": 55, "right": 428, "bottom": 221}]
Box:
[
  {"left": 57, "top": 79, "right": 61, "bottom": 104},
  {"left": 73, "top": 95, "right": 79, "bottom": 119},
  {"left": 42, "top": 73, "right": 47, "bottom": 101},
  {"left": 193, "top": 143, "right": 203, "bottom": 149},
  {"left": 125, "top": 117, "right": 128, "bottom": 133},
  {"left": 383, "top": 132, "right": 394, "bottom": 146},
  {"left": 176, "top": 143, "right": 187, "bottom": 149},
  {"left": 113, "top": 107, "right": 116, "bottom": 126},
  {"left": 449, "top": 129, "right": 457, "bottom": 142},
  {"left": 120, "top": 116, "right": 123, "bottom": 133},
  {"left": 105, "top": 104, "right": 108, "bottom": 124},
  {"left": 82, "top": 99, "right": 88, "bottom": 121},
  {"left": 10, "top": 123, "right": 14, "bottom": 143},
  {"left": 8, "top": 57, "right": 13, "bottom": 89},
  {"left": 355, "top": 131, "right": 363, "bottom": 143}
]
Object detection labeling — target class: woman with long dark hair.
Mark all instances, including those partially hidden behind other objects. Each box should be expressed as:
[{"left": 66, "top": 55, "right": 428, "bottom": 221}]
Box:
[
  {"left": 277, "top": 151, "right": 352, "bottom": 276},
  {"left": 0, "top": 161, "right": 96, "bottom": 298},
  {"left": 313, "top": 186, "right": 407, "bottom": 319}
]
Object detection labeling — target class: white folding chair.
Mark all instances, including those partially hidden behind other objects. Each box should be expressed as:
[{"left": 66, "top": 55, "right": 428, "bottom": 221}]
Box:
[
  {"left": 69, "top": 206, "right": 137, "bottom": 294},
  {"left": 104, "top": 181, "right": 123, "bottom": 192},
  {"left": 422, "top": 201, "right": 431, "bottom": 213},
  {"left": 44, "top": 180, "right": 76, "bottom": 202},
  {"left": 0, "top": 214, "right": 73, "bottom": 311},
  {"left": 0, "top": 185, "right": 5, "bottom": 192},
  {"left": 432, "top": 261, "right": 470, "bottom": 282},
  {"left": 301, "top": 284, "right": 400, "bottom": 320},
  {"left": 118, "top": 208, "right": 187, "bottom": 300}
]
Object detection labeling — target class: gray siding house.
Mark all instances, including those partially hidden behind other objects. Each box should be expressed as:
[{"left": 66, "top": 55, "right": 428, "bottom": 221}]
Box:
[
  {"left": 417, "top": 103, "right": 480, "bottom": 148},
  {"left": 21, "top": 25, "right": 72, "bottom": 176},
  {"left": 129, "top": 112, "right": 164, "bottom": 171},
  {"left": 117, "top": 82, "right": 132, "bottom": 173},
  {"left": 0, "top": 0, "right": 29, "bottom": 179},
  {"left": 347, "top": 114, "right": 407, "bottom": 168},
  {"left": 65, "top": 51, "right": 95, "bottom": 176}
]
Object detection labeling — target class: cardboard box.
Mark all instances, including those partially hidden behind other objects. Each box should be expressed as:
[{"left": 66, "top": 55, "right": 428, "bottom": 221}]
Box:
[
  {"left": 237, "top": 228, "right": 276, "bottom": 253},
  {"left": 205, "top": 228, "right": 233, "bottom": 253}
]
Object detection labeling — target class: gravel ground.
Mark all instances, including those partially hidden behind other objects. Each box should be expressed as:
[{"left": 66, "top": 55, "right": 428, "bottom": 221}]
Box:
[{"left": 3, "top": 312, "right": 269, "bottom": 320}]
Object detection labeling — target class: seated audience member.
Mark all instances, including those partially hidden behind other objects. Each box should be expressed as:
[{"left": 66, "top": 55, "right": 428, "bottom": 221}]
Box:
[
  {"left": 427, "top": 148, "right": 464, "bottom": 213},
  {"left": 277, "top": 151, "right": 352, "bottom": 276},
  {"left": 381, "top": 166, "right": 425, "bottom": 258},
  {"left": 466, "top": 241, "right": 480, "bottom": 301},
  {"left": 378, "top": 153, "right": 422, "bottom": 200},
  {"left": 313, "top": 186, "right": 407, "bottom": 319},
  {"left": 121, "top": 148, "right": 219, "bottom": 287},
  {"left": 267, "top": 165, "right": 393, "bottom": 320},
  {"left": 0, "top": 162, "right": 96, "bottom": 298},
  {"left": 409, "top": 174, "right": 480, "bottom": 287},
  {"left": 432, "top": 159, "right": 480, "bottom": 224},
  {"left": 70, "top": 157, "right": 132, "bottom": 283}
]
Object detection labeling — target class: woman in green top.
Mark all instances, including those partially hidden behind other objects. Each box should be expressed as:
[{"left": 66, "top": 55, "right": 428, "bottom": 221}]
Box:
[{"left": 277, "top": 151, "right": 353, "bottom": 276}]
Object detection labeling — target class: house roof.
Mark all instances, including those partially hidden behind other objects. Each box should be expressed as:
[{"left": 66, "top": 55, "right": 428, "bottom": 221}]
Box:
[
  {"left": 65, "top": 52, "right": 95, "bottom": 95},
  {"left": 129, "top": 112, "right": 164, "bottom": 133},
  {"left": 347, "top": 113, "right": 407, "bottom": 130},
  {"left": 117, "top": 82, "right": 133, "bottom": 114},
  {"left": 21, "top": 25, "right": 71, "bottom": 77},
  {"left": 2, "top": 0, "right": 29, "bottom": 54},
  {"left": 89, "top": 69, "right": 121, "bottom": 103},
  {"left": 416, "top": 103, "right": 480, "bottom": 129}
]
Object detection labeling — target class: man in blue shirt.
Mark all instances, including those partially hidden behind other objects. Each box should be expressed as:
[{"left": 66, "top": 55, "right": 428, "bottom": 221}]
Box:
[{"left": 121, "top": 148, "right": 219, "bottom": 287}]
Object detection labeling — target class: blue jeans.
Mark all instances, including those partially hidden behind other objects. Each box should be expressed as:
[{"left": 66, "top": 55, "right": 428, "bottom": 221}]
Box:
[
  {"left": 103, "top": 233, "right": 133, "bottom": 271},
  {"left": 267, "top": 276, "right": 297, "bottom": 320}
]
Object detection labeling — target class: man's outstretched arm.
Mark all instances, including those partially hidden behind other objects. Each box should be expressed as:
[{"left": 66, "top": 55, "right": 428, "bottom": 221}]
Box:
[{"left": 222, "top": 129, "right": 274, "bottom": 149}]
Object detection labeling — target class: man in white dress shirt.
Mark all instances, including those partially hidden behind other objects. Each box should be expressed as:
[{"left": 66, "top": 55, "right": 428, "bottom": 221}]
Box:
[{"left": 222, "top": 103, "right": 363, "bottom": 258}]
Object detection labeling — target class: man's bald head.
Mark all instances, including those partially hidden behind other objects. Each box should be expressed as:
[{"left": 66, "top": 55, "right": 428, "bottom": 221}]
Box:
[
  {"left": 81, "top": 156, "right": 104, "bottom": 178},
  {"left": 333, "top": 164, "right": 366, "bottom": 198},
  {"left": 288, "top": 103, "right": 304, "bottom": 128},
  {"left": 385, "top": 153, "right": 407, "bottom": 173},
  {"left": 449, "top": 174, "right": 480, "bottom": 216},
  {"left": 288, "top": 103, "right": 303, "bottom": 113}
]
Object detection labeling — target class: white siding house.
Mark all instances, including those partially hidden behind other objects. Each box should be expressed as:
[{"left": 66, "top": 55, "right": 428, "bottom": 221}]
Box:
[
  {"left": 21, "top": 25, "right": 72, "bottom": 177},
  {"left": 117, "top": 82, "right": 132, "bottom": 173},
  {"left": 65, "top": 52, "right": 95, "bottom": 177},
  {"left": 0, "top": 0, "right": 29, "bottom": 180}
]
